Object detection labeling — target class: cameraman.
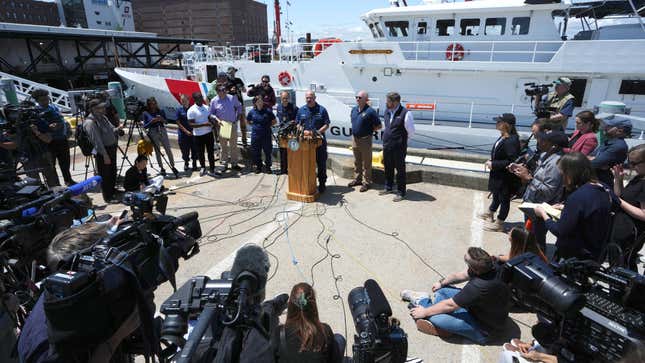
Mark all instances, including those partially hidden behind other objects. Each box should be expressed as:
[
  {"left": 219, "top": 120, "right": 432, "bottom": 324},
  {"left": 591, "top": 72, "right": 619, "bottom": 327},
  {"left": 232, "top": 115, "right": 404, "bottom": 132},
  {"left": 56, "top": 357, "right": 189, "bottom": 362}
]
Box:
[
  {"left": 21, "top": 92, "right": 59, "bottom": 187},
  {"left": 123, "top": 154, "right": 150, "bottom": 192},
  {"left": 247, "top": 75, "right": 276, "bottom": 110},
  {"left": 33, "top": 89, "right": 76, "bottom": 186},
  {"left": 84, "top": 99, "right": 120, "bottom": 203},
  {"left": 404, "top": 247, "right": 511, "bottom": 345},
  {"left": 537, "top": 77, "right": 575, "bottom": 130},
  {"left": 18, "top": 217, "right": 138, "bottom": 363}
]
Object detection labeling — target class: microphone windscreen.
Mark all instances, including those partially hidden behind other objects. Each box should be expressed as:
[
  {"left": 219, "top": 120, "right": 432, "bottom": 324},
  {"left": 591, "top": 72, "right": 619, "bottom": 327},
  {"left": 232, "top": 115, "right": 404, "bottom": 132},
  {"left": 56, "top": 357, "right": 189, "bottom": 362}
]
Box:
[
  {"left": 364, "top": 279, "right": 392, "bottom": 317},
  {"left": 67, "top": 176, "right": 102, "bottom": 196},
  {"left": 231, "top": 244, "right": 270, "bottom": 291}
]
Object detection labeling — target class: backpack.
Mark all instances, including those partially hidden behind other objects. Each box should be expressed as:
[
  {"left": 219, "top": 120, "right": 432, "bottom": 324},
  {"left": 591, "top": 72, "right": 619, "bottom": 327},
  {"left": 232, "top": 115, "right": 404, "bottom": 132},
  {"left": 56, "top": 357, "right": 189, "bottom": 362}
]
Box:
[{"left": 75, "top": 123, "right": 94, "bottom": 157}]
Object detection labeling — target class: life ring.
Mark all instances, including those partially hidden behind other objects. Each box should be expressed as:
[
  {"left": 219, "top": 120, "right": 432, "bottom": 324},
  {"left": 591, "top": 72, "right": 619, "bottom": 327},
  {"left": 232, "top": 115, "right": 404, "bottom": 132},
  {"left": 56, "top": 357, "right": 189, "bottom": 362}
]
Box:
[
  {"left": 445, "top": 43, "right": 465, "bottom": 61},
  {"left": 278, "top": 71, "right": 292, "bottom": 87}
]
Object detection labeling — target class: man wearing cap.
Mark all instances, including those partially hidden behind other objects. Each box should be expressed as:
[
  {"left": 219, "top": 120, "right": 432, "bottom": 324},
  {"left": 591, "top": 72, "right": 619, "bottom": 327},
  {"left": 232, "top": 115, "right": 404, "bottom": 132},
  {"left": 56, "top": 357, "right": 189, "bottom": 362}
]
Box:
[
  {"left": 227, "top": 67, "right": 249, "bottom": 147},
  {"left": 348, "top": 90, "right": 381, "bottom": 192},
  {"left": 509, "top": 129, "right": 567, "bottom": 252},
  {"left": 589, "top": 115, "right": 630, "bottom": 186},
  {"left": 84, "top": 98, "right": 120, "bottom": 202},
  {"left": 210, "top": 85, "right": 243, "bottom": 171},
  {"left": 538, "top": 77, "right": 575, "bottom": 130},
  {"left": 247, "top": 75, "right": 276, "bottom": 110}
]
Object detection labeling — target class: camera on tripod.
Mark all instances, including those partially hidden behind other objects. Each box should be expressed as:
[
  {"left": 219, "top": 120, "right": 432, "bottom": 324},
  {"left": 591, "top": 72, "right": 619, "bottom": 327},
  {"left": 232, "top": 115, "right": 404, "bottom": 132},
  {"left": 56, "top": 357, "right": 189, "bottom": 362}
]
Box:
[
  {"left": 122, "top": 176, "right": 169, "bottom": 219},
  {"left": 502, "top": 253, "right": 645, "bottom": 362},
  {"left": 125, "top": 96, "right": 146, "bottom": 120}
]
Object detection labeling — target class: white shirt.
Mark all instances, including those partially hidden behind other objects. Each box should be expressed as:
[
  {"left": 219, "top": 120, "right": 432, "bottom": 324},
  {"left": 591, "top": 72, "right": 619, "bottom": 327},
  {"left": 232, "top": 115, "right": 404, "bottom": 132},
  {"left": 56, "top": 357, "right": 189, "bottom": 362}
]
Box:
[
  {"left": 388, "top": 105, "right": 416, "bottom": 139},
  {"left": 187, "top": 103, "right": 212, "bottom": 136}
]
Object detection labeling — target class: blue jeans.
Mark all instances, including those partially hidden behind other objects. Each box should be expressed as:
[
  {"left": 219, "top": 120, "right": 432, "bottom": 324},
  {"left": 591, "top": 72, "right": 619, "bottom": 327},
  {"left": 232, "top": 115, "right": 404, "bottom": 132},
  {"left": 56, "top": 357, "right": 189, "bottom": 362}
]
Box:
[{"left": 418, "top": 287, "right": 488, "bottom": 344}]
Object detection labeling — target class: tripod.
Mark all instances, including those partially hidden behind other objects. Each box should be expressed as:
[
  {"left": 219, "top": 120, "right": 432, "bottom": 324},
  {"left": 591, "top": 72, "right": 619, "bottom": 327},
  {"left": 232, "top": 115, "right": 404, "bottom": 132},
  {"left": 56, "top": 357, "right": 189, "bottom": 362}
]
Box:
[{"left": 70, "top": 111, "right": 97, "bottom": 180}]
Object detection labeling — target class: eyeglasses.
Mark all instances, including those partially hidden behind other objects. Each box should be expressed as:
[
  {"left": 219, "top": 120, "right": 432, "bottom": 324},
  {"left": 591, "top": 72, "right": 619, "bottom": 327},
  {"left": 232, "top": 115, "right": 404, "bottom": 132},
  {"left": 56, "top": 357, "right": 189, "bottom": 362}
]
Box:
[
  {"left": 355, "top": 96, "right": 363, "bottom": 99},
  {"left": 261, "top": 80, "right": 269, "bottom": 84}
]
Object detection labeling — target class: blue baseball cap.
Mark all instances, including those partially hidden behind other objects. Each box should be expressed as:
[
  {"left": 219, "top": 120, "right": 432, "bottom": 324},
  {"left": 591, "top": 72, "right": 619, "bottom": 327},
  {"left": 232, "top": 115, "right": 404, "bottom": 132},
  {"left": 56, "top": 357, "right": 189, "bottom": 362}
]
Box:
[{"left": 602, "top": 115, "right": 632, "bottom": 133}]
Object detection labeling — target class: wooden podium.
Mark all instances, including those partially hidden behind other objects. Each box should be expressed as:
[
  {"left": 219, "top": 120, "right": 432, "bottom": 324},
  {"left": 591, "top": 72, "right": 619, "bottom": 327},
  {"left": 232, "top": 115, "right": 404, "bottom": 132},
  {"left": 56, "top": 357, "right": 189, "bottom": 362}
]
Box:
[{"left": 280, "top": 136, "right": 322, "bottom": 203}]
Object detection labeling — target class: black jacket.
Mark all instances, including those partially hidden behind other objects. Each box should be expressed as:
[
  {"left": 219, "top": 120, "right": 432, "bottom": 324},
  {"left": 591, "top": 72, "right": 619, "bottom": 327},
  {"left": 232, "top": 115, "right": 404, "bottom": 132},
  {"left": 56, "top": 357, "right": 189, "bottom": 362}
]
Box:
[{"left": 488, "top": 135, "right": 520, "bottom": 194}]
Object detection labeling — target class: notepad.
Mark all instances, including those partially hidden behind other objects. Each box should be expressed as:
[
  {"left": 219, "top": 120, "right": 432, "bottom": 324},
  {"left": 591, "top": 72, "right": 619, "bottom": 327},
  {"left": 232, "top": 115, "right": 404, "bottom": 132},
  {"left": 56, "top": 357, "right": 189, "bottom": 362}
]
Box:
[
  {"left": 219, "top": 121, "right": 233, "bottom": 139},
  {"left": 518, "top": 202, "right": 562, "bottom": 220}
]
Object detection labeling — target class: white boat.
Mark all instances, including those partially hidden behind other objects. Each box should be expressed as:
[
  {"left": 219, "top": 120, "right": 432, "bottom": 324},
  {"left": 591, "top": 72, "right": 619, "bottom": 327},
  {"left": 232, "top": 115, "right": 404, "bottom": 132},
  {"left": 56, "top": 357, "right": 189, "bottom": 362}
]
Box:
[{"left": 116, "top": 0, "right": 645, "bottom": 152}]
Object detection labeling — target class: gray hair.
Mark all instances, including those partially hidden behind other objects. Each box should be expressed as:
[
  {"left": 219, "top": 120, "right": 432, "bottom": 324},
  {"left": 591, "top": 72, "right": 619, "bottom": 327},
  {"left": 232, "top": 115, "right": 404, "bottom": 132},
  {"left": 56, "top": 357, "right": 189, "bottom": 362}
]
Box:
[{"left": 386, "top": 92, "right": 401, "bottom": 103}]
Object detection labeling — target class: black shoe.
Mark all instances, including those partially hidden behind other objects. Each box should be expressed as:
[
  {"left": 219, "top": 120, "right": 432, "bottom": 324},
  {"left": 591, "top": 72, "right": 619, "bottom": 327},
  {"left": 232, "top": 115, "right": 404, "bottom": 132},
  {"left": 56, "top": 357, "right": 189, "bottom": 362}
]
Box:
[
  {"left": 232, "top": 164, "right": 242, "bottom": 171},
  {"left": 160, "top": 169, "right": 167, "bottom": 177},
  {"left": 192, "top": 161, "right": 198, "bottom": 169},
  {"left": 184, "top": 162, "right": 190, "bottom": 172},
  {"left": 360, "top": 185, "right": 369, "bottom": 192},
  {"left": 378, "top": 189, "right": 393, "bottom": 196},
  {"left": 318, "top": 184, "right": 326, "bottom": 193},
  {"left": 263, "top": 166, "right": 272, "bottom": 174},
  {"left": 348, "top": 180, "right": 362, "bottom": 187},
  {"left": 255, "top": 168, "right": 262, "bottom": 174}
]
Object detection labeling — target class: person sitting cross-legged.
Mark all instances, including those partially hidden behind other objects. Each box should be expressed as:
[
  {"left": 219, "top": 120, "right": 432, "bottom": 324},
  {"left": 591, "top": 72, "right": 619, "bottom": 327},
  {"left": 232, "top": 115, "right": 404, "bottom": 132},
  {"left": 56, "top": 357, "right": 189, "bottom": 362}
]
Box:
[{"left": 402, "top": 247, "right": 511, "bottom": 345}]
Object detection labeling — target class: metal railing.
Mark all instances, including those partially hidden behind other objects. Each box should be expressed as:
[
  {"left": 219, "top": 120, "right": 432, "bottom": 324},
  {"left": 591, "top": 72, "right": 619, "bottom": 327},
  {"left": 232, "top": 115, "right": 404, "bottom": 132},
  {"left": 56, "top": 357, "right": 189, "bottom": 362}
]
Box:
[
  {"left": 397, "top": 40, "right": 563, "bottom": 63},
  {"left": 0, "top": 71, "right": 71, "bottom": 111}
]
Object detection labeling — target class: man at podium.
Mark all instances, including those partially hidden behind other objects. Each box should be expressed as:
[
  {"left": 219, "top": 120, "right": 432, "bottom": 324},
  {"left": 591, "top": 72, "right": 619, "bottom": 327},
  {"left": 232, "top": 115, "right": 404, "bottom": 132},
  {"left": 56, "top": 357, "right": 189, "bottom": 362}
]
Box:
[{"left": 296, "top": 91, "right": 330, "bottom": 193}]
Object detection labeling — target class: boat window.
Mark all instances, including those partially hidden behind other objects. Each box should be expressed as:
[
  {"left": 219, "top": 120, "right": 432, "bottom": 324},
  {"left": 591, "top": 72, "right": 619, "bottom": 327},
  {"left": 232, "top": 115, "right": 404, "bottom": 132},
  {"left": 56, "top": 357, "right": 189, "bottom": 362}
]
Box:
[
  {"left": 485, "top": 17, "right": 506, "bottom": 35},
  {"left": 374, "top": 22, "right": 385, "bottom": 37},
  {"left": 385, "top": 21, "right": 409, "bottom": 37},
  {"left": 436, "top": 19, "right": 455, "bottom": 36},
  {"left": 417, "top": 21, "right": 428, "bottom": 35},
  {"left": 619, "top": 80, "right": 645, "bottom": 95},
  {"left": 460, "top": 18, "right": 480, "bottom": 36},
  {"left": 368, "top": 23, "right": 379, "bottom": 38},
  {"left": 511, "top": 17, "right": 530, "bottom": 35}
]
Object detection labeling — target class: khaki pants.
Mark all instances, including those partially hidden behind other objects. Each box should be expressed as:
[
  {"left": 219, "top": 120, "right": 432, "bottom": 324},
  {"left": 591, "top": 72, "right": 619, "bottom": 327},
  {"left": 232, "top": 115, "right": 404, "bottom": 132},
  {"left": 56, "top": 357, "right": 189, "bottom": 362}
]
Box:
[
  {"left": 220, "top": 123, "right": 239, "bottom": 164},
  {"left": 352, "top": 135, "right": 373, "bottom": 185}
]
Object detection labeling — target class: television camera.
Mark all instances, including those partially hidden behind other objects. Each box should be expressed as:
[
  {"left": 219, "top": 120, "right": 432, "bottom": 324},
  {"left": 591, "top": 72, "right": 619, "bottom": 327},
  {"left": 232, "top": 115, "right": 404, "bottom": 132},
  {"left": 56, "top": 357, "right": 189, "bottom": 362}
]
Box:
[
  {"left": 1, "top": 102, "right": 51, "bottom": 157},
  {"left": 502, "top": 253, "right": 645, "bottom": 362},
  {"left": 122, "top": 175, "right": 169, "bottom": 220},
  {"left": 524, "top": 82, "right": 554, "bottom": 118}
]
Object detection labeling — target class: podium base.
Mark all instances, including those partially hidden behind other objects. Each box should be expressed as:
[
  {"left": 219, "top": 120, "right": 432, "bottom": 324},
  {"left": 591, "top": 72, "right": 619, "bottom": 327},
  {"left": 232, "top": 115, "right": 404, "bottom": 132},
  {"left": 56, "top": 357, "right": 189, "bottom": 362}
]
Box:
[{"left": 287, "top": 190, "right": 319, "bottom": 203}]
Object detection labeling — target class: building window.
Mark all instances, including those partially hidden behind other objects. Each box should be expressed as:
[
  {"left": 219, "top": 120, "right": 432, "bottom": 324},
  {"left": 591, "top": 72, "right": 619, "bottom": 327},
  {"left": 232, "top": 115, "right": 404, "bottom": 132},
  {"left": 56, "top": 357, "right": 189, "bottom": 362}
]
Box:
[
  {"left": 385, "top": 21, "right": 409, "bottom": 37},
  {"left": 417, "top": 21, "right": 427, "bottom": 35},
  {"left": 460, "top": 18, "right": 480, "bottom": 36},
  {"left": 436, "top": 19, "right": 454, "bottom": 36},
  {"left": 511, "top": 17, "right": 530, "bottom": 35},
  {"left": 485, "top": 17, "right": 506, "bottom": 35}
]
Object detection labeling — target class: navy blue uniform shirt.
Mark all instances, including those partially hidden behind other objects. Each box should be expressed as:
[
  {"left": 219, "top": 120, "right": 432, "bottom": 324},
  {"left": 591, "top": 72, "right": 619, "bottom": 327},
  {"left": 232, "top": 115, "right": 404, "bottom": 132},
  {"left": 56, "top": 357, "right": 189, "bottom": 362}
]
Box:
[
  {"left": 296, "top": 104, "right": 330, "bottom": 138},
  {"left": 247, "top": 108, "right": 276, "bottom": 136},
  {"left": 142, "top": 110, "right": 166, "bottom": 129},
  {"left": 276, "top": 102, "right": 298, "bottom": 125},
  {"left": 175, "top": 107, "right": 192, "bottom": 138},
  {"left": 350, "top": 105, "right": 380, "bottom": 138},
  {"left": 37, "top": 104, "right": 67, "bottom": 140}
]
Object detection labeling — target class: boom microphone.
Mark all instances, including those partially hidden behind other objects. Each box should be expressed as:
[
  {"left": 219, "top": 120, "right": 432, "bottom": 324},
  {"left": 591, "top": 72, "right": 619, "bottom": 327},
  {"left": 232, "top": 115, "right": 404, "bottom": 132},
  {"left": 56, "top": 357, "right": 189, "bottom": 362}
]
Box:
[{"left": 67, "top": 176, "right": 102, "bottom": 196}]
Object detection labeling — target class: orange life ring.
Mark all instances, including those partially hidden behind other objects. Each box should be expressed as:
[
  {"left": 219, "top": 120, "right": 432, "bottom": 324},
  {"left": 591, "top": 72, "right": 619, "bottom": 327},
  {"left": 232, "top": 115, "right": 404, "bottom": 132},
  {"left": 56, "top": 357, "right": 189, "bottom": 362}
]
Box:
[
  {"left": 445, "top": 43, "right": 465, "bottom": 61},
  {"left": 278, "top": 71, "right": 292, "bottom": 87}
]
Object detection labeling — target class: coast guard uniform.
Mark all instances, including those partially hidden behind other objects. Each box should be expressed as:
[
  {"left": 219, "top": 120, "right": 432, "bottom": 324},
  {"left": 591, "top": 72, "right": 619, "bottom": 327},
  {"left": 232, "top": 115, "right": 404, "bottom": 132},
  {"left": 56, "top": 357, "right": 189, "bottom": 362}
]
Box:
[{"left": 296, "top": 103, "right": 330, "bottom": 191}]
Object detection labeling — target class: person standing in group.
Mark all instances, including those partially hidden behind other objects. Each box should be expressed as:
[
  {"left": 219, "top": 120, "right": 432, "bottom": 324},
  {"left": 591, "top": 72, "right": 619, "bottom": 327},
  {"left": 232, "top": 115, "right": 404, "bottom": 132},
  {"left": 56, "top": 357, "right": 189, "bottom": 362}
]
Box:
[
  {"left": 538, "top": 77, "right": 575, "bottom": 130},
  {"left": 210, "top": 85, "right": 243, "bottom": 171},
  {"left": 380, "top": 92, "right": 415, "bottom": 202},
  {"left": 142, "top": 97, "right": 175, "bottom": 176},
  {"left": 590, "top": 115, "right": 631, "bottom": 186},
  {"left": 247, "top": 96, "right": 276, "bottom": 173},
  {"left": 296, "top": 91, "right": 330, "bottom": 193},
  {"left": 32, "top": 89, "right": 75, "bottom": 186},
  {"left": 187, "top": 92, "right": 216, "bottom": 176},
  {"left": 247, "top": 75, "right": 276, "bottom": 110},
  {"left": 83, "top": 98, "right": 119, "bottom": 203},
  {"left": 226, "top": 66, "right": 248, "bottom": 147},
  {"left": 348, "top": 90, "right": 381, "bottom": 192},
  {"left": 276, "top": 91, "right": 298, "bottom": 175},
  {"left": 175, "top": 94, "right": 198, "bottom": 172},
  {"left": 481, "top": 113, "right": 520, "bottom": 232},
  {"left": 563, "top": 111, "right": 599, "bottom": 155}
]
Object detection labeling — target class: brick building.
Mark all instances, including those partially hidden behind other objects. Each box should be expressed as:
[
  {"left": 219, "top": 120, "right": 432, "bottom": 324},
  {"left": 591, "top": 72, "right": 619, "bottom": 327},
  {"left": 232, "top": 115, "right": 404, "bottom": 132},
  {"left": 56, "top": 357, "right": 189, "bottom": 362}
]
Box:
[
  {"left": 0, "top": 0, "right": 60, "bottom": 26},
  {"left": 132, "top": 0, "right": 267, "bottom": 46}
]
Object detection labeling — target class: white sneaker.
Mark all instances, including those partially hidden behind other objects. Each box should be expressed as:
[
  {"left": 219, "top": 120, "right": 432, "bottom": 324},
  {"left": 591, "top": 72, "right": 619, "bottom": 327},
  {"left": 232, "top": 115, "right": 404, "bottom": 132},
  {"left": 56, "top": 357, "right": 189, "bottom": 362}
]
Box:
[
  {"left": 483, "top": 219, "right": 505, "bottom": 232},
  {"left": 400, "top": 290, "right": 430, "bottom": 305}
]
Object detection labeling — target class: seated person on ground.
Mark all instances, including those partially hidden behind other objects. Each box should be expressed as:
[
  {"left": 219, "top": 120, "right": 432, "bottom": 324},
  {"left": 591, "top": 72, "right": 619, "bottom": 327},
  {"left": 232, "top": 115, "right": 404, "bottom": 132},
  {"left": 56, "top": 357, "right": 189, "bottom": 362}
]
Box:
[
  {"left": 402, "top": 247, "right": 511, "bottom": 345},
  {"left": 123, "top": 154, "right": 150, "bottom": 192},
  {"left": 276, "top": 282, "right": 345, "bottom": 363},
  {"left": 494, "top": 227, "right": 548, "bottom": 264}
]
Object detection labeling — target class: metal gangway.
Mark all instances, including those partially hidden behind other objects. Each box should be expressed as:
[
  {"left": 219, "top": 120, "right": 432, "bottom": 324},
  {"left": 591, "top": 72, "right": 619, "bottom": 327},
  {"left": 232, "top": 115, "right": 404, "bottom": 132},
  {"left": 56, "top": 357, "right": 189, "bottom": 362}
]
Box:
[{"left": 0, "top": 71, "right": 71, "bottom": 112}]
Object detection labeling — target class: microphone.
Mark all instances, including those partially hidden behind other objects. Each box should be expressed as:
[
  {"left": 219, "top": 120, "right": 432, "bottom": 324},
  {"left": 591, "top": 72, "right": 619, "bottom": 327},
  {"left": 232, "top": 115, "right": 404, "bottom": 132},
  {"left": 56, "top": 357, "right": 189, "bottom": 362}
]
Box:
[
  {"left": 67, "top": 176, "right": 102, "bottom": 196},
  {"left": 223, "top": 244, "right": 270, "bottom": 326},
  {"left": 364, "top": 279, "right": 392, "bottom": 317}
]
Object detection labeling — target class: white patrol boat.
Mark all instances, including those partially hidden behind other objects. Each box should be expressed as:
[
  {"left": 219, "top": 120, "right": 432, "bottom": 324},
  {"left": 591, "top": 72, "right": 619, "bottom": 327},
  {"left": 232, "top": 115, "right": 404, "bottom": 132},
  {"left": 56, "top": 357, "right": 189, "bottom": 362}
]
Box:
[{"left": 116, "top": 0, "right": 645, "bottom": 152}]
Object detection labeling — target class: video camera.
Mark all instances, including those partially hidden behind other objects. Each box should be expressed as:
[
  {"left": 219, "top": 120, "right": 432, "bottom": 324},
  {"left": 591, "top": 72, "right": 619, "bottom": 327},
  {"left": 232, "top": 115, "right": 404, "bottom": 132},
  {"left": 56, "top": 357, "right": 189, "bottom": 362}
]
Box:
[
  {"left": 524, "top": 83, "right": 553, "bottom": 118},
  {"left": 125, "top": 96, "right": 146, "bottom": 120},
  {"left": 1, "top": 102, "right": 49, "bottom": 156},
  {"left": 502, "top": 253, "right": 645, "bottom": 362},
  {"left": 42, "top": 208, "right": 201, "bottom": 358},
  {"left": 122, "top": 176, "right": 169, "bottom": 220},
  {"left": 348, "top": 279, "right": 407, "bottom": 363}
]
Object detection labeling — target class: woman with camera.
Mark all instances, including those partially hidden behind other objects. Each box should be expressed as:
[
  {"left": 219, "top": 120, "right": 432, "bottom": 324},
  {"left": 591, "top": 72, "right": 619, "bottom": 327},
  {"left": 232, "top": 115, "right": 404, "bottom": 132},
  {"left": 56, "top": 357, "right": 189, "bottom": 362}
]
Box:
[
  {"left": 275, "top": 283, "right": 344, "bottom": 363},
  {"left": 534, "top": 152, "right": 614, "bottom": 260},
  {"left": 480, "top": 113, "right": 521, "bottom": 232},
  {"left": 142, "top": 97, "right": 175, "bottom": 176}
]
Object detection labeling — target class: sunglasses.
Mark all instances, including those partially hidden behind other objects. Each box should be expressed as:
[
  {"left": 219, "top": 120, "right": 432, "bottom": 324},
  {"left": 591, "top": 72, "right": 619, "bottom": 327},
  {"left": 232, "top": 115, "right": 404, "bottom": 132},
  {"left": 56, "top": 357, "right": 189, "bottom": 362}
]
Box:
[{"left": 355, "top": 96, "right": 363, "bottom": 99}]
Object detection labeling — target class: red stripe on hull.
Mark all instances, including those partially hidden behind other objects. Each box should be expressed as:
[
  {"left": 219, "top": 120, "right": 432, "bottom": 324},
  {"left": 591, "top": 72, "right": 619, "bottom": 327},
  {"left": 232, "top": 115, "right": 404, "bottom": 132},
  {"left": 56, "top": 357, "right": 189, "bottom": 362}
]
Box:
[{"left": 165, "top": 78, "right": 203, "bottom": 105}]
